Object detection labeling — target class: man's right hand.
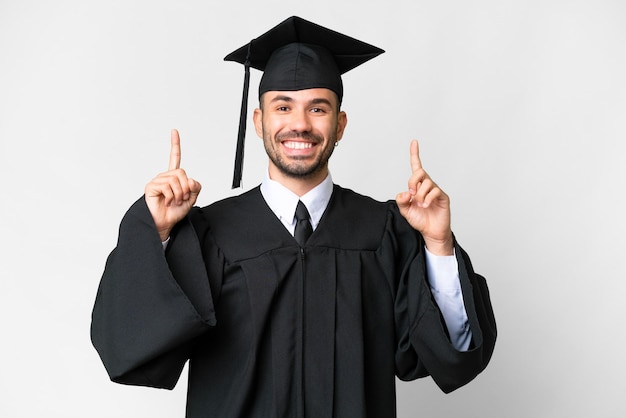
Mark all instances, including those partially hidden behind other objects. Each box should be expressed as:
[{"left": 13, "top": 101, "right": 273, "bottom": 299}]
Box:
[{"left": 145, "top": 129, "right": 202, "bottom": 241}]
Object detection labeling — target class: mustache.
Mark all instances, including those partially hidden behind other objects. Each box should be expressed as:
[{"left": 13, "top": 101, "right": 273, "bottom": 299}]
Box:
[{"left": 275, "top": 131, "right": 323, "bottom": 143}]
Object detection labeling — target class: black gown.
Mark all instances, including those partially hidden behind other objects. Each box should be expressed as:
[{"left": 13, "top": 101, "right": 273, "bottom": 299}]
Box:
[{"left": 91, "top": 185, "right": 496, "bottom": 418}]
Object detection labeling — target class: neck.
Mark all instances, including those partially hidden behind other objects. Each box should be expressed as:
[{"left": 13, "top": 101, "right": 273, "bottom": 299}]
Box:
[{"left": 268, "top": 164, "right": 328, "bottom": 197}]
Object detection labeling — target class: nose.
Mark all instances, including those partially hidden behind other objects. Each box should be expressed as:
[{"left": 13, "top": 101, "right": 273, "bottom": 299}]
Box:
[{"left": 287, "top": 109, "right": 312, "bottom": 133}]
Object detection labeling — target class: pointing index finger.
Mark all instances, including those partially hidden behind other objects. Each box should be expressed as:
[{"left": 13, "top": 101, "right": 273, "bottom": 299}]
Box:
[
  {"left": 169, "top": 129, "right": 181, "bottom": 171},
  {"left": 410, "top": 139, "right": 423, "bottom": 172}
]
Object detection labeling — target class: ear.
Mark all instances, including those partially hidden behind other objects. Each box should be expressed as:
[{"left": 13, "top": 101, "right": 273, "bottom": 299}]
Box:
[
  {"left": 335, "top": 111, "right": 348, "bottom": 142},
  {"left": 253, "top": 108, "right": 263, "bottom": 138}
]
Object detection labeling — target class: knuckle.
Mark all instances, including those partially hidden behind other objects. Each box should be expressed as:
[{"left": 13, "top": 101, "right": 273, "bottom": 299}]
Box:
[{"left": 161, "top": 187, "right": 172, "bottom": 199}]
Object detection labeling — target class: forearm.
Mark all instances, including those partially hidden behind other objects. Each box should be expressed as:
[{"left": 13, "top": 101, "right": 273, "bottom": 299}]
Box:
[{"left": 424, "top": 246, "right": 472, "bottom": 351}]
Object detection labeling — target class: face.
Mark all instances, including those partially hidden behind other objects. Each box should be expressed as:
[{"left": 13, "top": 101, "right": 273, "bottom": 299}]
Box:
[{"left": 253, "top": 88, "right": 347, "bottom": 183}]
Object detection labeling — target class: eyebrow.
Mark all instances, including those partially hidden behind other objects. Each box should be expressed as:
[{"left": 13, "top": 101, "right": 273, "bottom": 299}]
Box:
[
  {"left": 269, "top": 95, "right": 294, "bottom": 104},
  {"left": 309, "top": 98, "right": 333, "bottom": 107},
  {"left": 268, "top": 95, "right": 334, "bottom": 107}
]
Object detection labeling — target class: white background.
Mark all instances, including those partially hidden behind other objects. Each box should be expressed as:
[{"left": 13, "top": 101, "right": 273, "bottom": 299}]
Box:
[{"left": 1, "top": 0, "right": 625, "bottom": 417}]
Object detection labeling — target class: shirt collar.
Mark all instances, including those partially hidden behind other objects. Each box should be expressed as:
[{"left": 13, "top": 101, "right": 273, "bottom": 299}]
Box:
[{"left": 260, "top": 172, "right": 334, "bottom": 230}]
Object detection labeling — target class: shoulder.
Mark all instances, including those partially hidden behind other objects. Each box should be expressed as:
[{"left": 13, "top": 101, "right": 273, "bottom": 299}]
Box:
[
  {"left": 331, "top": 184, "right": 387, "bottom": 207},
  {"left": 329, "top": 184, "right": 397, "bottom": 220},
  {"left": 191, "top": 187, "right": 265, "bottom": 223},
  {"left": 186, "top": 187, "right": 293, "bottom": 260},
  {"left": 309, "top": 185, "right": 407, "bottom": 250}
]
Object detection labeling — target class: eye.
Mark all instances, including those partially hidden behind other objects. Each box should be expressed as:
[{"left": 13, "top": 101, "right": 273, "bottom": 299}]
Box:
[
  {"left": 310, "top": 107, "right": 326, "bottom": 113},
  {"left": 277, "top": 106, "right": 289, "bottom": 112}
]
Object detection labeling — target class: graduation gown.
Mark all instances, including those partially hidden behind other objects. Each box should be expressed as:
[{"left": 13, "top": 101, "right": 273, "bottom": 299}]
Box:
[{"left": 91, "top": 185, "right": 496, "bottom": 418}]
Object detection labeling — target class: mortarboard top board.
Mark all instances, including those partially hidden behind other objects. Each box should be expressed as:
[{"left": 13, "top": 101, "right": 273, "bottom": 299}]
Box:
[{"left": 224, "top": 16, "right": 384, "bottom": 188}]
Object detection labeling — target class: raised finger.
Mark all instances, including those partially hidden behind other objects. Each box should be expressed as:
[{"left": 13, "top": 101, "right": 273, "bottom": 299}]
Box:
[
  {"left": 410, "top": 140, "right": 423, "bottom": 173},
  {"left": 169, "top": 129, "right": 182, "bottom": 171}
]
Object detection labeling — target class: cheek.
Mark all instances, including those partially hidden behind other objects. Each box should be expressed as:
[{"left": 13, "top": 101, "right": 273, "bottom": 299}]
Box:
[
  {"left": 312, "top": 118, "right": 335, "bottom": 136},
  {"left": 325, "top": 120, "right": 340, "bottom": 140},
  {"left": 262, "top": 117, "right": 283, "bottom": 136}
]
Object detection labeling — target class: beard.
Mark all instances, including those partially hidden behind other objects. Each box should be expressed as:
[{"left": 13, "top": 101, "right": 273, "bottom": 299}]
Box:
[{"left": 263, "top": 130, "right": 337, "bottom": 179}]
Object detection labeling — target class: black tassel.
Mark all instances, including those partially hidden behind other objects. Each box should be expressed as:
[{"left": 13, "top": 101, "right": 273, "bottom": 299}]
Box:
[{"left": 231, "top": 43, "right": 252, "bottom": 189}]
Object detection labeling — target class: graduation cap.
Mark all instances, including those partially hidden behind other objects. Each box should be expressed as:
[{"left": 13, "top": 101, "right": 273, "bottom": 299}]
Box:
[{"left": 224, "top": 16, "right": 384, "bottom": 188}]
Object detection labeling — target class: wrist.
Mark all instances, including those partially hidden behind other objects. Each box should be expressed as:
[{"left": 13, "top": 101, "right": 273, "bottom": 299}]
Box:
[
  {"left": 423, "top": 233, "right": 454, "bottom": 256},
  {"left": 158, "top": 228, "right": 172, "bottom": 242}
]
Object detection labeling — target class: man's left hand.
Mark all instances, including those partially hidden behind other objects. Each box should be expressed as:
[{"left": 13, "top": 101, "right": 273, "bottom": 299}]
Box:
[{"left": 396, "top": 140, "right": 454, "bottom": 256}]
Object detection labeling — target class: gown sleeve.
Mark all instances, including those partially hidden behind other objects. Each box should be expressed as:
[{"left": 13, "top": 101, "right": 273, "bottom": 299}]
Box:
[
  {"left": 390, "top": 206, "right": 497, "bottom": 393},
  {"left": 90, "top": 197, "right": 217, "bottom": 389}
]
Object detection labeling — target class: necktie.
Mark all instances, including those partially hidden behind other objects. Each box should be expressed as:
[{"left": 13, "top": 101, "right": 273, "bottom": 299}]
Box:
[{"left": 294, "top": 200, "right": 313, "bottom": 246}]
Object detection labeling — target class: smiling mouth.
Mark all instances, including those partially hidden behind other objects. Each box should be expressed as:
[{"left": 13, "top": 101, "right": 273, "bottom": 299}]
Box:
[{"left": 283, "top": 141, "right": 314, "bottom": 150}]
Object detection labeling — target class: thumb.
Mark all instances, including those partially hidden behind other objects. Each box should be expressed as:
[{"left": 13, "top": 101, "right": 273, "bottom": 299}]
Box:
[
  {"left": 395, "top": 191, "right": 412, "bottom": 211},
  {"left": 188, "top": 179, "right": 202, "bottom": 207},
  {"left": 188, "top": 178, "right": 202, "bottom": 194}
]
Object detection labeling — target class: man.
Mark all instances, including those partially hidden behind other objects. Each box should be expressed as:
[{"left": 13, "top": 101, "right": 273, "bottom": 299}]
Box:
[{"left": 91, "top": 16, "right": 496, "bottom": 418}]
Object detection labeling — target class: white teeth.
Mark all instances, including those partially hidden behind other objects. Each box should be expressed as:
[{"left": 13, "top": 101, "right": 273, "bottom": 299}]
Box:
[{"left": 284, "top": 141, "right": 313, "bottom": 149}]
